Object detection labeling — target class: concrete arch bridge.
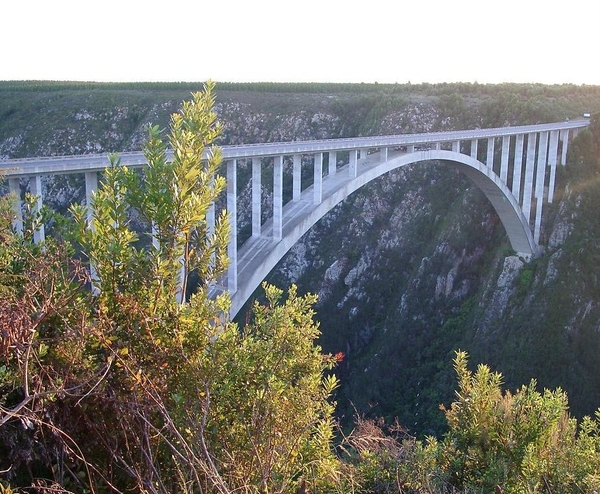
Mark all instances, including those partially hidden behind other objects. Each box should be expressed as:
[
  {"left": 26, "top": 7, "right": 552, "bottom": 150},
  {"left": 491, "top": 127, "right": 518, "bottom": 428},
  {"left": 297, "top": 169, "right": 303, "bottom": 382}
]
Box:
[{"left": 0, "top": 120, "right": 589, "bottom": 317}]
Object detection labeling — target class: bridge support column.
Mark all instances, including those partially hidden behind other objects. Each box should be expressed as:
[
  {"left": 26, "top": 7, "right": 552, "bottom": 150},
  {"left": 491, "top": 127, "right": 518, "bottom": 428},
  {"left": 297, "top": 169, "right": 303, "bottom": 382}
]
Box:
[
  {"left": 252, "top": 158, "right": 262, "bottom": 237},
  {"left": 534, "top": 132, "right": 549, "bottom": 243},
  {"left": 380, "top": 147, "right": 388, "bottom": 161},
  {"left": 452, "top": 141, "right": 460, "bottom": 153},
  {"left": 7, "top": 178, "right": 22, "bottom": 234},
  {"left": 435, "top": 142, "right": 441, "bottom": 151},
  {"left": 292, "top": 154, "right": 301, "bottom": 201},
  {"left": 329, "top": 151, "right": 337, "bottom": 175},
  {"left": 227, "top": 160, "right": 237, "bottom": 293},
  {"left": 560, "top": 129, "right": 569, "bottom": 165},
  {"left": 407, "top": 144, "right": 415, "bottom": 153},
  {"left": 547, "top": 130, "right": 560, "bottom": 203},
  {"left": 349, "top": 149, "right": 358, "bottom": 178},
  {"left": 522, "top": 133, "right": 537, "bottom": 223},
  {"left": 85, "top": 172, "right": 99, "bottom": 292},
  {"left": 470, "top": 139, "right": 478, "bottom": 159},
  {"left": 500, "top": 136, "right": 510, "bottom": 183},
  {"left": 512, "top": 134, "right": 524, "bottom": 202},
  {"left": 274, "top": 155, "right": 283, "bottom": 240},
  {"left": 314, "top": 153, "right": 323, "bottom": 204},
  {"left": 29, "top": 175, "right": 45, "bottom": 243},
  {"left": 486, "top": 138, "right": 495, "bottom": 170}
]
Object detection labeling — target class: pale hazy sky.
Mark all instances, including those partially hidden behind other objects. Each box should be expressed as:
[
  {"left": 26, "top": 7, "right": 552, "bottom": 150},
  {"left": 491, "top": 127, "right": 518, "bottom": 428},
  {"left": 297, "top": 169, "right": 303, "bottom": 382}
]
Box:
[{"left": 2, "top": 0, "right": 599, "bottom": 85}]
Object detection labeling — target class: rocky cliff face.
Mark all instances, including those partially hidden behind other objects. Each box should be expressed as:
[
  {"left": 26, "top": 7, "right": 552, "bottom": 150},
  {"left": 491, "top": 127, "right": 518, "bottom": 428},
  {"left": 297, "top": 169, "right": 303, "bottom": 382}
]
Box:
[{"left": 2, "top": 83, "right": 600, "bottom": 435}]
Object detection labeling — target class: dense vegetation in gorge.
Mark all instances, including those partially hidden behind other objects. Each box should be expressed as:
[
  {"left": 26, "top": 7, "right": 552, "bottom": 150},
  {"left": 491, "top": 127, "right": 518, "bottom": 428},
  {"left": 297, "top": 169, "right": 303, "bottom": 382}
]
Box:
[{"left": 1, "top": 81, "right": 600, "bottom": 492}]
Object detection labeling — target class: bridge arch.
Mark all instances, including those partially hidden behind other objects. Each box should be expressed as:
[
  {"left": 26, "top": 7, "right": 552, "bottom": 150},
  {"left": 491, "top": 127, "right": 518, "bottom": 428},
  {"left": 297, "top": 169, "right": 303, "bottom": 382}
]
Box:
[{"left": 230, "top": 149, "right": 536, "bottom": 316}]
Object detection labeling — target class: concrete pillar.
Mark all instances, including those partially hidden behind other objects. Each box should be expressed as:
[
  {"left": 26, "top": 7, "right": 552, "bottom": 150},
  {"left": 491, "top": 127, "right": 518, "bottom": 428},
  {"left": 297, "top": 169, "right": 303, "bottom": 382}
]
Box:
[
  {"left": 227, "top": 159, "right": 237, "bottom": 293},
  {"left": 29, "top": 175, "right": 45, "bottom": 243},
  {"left": 273, "top": 155, "right": 283, "bottom": 241},
  {"left": 534, "top": 131, "right": 549, "bottom": 244},
  {"left": 359, "top": 149, "right": 368, "bottom": 160},
  {"left": 329, "top": 151, "right": 337, "bottom": 176},
  {"left": 85, "top": 172, "right": 98, "bottom": 225},
  {"left": 522, "top": 133, "right": 537, "bottom": 224},
  {"left": 252, "top": 158, "right": 261, "bottom": 237},
  {"left": 486, "top": 137, "right": 495, "bottom": 170},
  {"left": 560, "top": 129, "right": 569, "bottom": 166},
  {"left": 500, "top": 136, "right": 510, "bottom": 183},
  {"left": 452, "top": 141, "right": 460, "bottom": 153},
  {"left": 85, "top": 171, "right": 99, "bottom": 292},
  {"left": 314, "top": 152, "right": 323, "bottom": 204},
  {"left": 512, "top": 135, "right": 525, "bottom": 204},
  {"left": 380, "top": 147, "right": 388, "bottom": 161},
  {"left": 407, "top": 144, "right": 415, "bottom": 153},
  {"left": 349, "top": 149, "right": 358, "bottom": 178},
  {"left": 207, "top": 201, "right": 216, "bottom": 273},
  {"left": 292, "top": 154, "right": 301, "bottom": 201},
  {"left": 435, "top": 142, "right": 441, "bottom": 151},
  {"left": 470, "top": 139, "right": 478, "bottom": 159},
  {"left": 547, "top": 130, "right": 560, "bottom": 203},
  {"left": 8, "top": 178, "right": 22, "bottom": 234}
]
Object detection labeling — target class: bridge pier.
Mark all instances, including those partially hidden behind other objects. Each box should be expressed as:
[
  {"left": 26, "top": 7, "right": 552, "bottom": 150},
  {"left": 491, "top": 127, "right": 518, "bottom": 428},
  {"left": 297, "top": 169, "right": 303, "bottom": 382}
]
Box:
[
  {"left": 293, "top": 154, "right": 301, "bottom": 201},
  {"left": 85, "top": 171, "right": 99, "bottom": 292},
  {"left": 274, "top": 156, "right": 283, "bottom": 240},
  {"left": 252, "top": 158, "right": 262, "bottom": 237},
  {"left": 470, "top": 139, "right": 478, "bottom": 159},
  {"left": 522, "top": 133, "right": 537, "bottom": 223},
  {"left": 380, "top": 147, "right": 388, "bottom": 161},
  {"left": 29, "top": 175, "right": 45, "bottom": 243},
  {"left": 329, "top": 151, "right": 337, "bottom": 175},
  {"left": 500, "top": 136, "right": 510, "bottom": 183},
  {"left": 486, "top": 138, "right": 495, "bottom": 172},
  {"left": 547, "top": 130, "right": 560, "bottom": 203},
  {"left": 349, "top": 149, "right": 358, "bottom": 178},
  {"left": 227, "top": 159, "right": 238, "bottom": 293},
  {"left": 8, "top": 178, "right": 22, "bottom": 234},
  {"left": 512, "top": 134, "right": 525, "bottom": 202},
  {"left": 534, "top": 131, "right": 549, "bottom": 243},
  {"left": 560, "top": 129, "right": 569, "bottom": 166},
  {"left": 314, "top": 153, "right": 323, "bottom": 204}
]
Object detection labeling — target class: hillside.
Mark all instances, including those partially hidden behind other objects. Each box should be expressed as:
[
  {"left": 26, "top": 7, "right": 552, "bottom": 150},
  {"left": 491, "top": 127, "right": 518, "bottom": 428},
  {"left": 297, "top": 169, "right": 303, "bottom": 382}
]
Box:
[{"left": 2, "top": 81, "right": 600, "bottom": 436}]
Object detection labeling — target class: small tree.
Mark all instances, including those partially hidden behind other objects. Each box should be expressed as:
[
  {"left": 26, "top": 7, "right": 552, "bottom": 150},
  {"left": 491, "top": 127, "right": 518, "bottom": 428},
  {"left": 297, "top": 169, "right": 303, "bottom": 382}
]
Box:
[
  {"left": 438, "top": 351, "right": 600, "bottom": 493},
  {"left": 1, "top": 82, "right": 343, "bottom": 493}
]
